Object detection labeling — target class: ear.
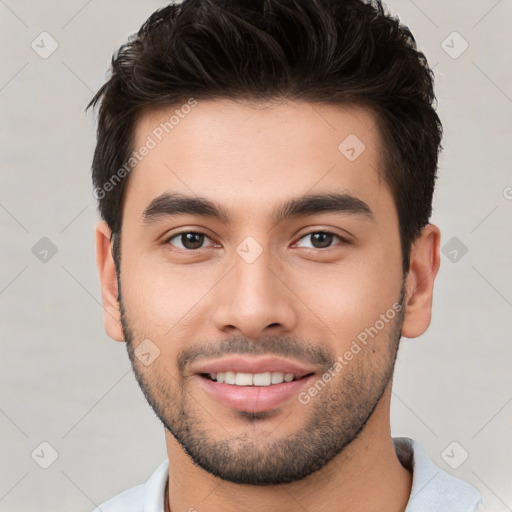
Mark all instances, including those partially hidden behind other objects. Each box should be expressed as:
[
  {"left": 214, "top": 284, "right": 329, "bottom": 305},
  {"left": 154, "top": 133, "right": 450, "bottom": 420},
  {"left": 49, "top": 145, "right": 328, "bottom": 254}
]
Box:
[
  {"left": 95, "top": 221, "right": 124, "bottom": 342},
  {"left": 401, "top": 224, "right": 441, "bottom": 339}
]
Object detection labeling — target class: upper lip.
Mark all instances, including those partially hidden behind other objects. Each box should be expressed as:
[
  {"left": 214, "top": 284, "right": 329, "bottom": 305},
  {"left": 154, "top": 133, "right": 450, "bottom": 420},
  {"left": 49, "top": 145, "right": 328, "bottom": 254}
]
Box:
[{"left": 191, "top": 356, "right": 317, "bottom": 379}]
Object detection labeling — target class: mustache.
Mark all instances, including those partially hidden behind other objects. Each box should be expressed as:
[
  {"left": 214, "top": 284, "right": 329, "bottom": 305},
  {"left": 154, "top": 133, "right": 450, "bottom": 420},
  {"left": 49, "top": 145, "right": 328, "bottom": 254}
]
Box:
[{"left": 177, "top": 335, "right": 334, "bottom": 373}]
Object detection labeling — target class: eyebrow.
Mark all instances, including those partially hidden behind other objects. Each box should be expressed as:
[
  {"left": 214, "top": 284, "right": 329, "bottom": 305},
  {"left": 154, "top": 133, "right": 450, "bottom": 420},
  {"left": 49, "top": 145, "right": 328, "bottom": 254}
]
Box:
[{"left": 141, "top": 191, "right": 374, "bottom": 226}]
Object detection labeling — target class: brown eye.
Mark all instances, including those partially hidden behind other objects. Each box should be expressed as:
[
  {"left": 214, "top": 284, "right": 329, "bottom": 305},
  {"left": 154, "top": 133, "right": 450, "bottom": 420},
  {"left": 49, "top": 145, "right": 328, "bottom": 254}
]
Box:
[
  {"left": 167, "top": 232, "right": 212, "bottom": 250},
  {"left": 296, "top": 231, "right": 342, "bottom": 249}
]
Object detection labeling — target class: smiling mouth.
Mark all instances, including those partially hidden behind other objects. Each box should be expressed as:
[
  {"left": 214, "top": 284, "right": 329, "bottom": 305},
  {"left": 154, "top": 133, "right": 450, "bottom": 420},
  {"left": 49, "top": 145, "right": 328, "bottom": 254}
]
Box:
[{"left": 202, "top": 371, "right": 312, "bottom": 386}]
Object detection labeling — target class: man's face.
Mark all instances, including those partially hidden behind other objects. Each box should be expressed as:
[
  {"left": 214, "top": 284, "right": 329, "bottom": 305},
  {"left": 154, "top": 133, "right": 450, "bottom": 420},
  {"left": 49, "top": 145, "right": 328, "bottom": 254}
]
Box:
[{"left": 116, "top": 99, "right": 406, "bottom": 484}]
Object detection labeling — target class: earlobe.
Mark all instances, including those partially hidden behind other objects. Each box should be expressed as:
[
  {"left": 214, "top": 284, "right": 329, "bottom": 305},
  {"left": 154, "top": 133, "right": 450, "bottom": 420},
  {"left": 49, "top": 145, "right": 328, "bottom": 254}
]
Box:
[
  {"left": 401, "top": 224, "right": 441, "bottom": 339},
  {"left": 95, "top": 221, "right": 124, "bottom": 342}
]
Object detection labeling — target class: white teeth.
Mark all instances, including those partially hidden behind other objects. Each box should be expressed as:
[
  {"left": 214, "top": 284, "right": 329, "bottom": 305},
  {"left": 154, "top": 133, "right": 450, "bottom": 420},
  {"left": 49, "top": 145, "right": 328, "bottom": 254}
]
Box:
[
  {"left": 253, "top": 372, "right": 272, "bottom": 386},
  {"left": 209, "top": 371, "right": 297, "bottom": 386},
  {"left": 235, "top": 372, "right": 254, "bottom": 386},
  {"left": 224, "top": 371, "right": 236, "bottom": 385},
  {"left": 271, "top": 372, "right": 284, "bottom": 384}
]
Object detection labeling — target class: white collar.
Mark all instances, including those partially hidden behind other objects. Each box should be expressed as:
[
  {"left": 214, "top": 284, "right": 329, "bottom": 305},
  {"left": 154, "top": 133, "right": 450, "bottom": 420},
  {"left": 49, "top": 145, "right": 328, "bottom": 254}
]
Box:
[{"left": 95, "top": 437, "right": 483, "bottom": 511}]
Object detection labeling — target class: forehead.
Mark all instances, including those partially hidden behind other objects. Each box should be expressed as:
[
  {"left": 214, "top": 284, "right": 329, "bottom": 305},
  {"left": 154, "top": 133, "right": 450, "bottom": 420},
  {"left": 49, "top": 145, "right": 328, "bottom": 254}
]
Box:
[{"left": 124, "top": 99, "right": 392, "bottom": 224}]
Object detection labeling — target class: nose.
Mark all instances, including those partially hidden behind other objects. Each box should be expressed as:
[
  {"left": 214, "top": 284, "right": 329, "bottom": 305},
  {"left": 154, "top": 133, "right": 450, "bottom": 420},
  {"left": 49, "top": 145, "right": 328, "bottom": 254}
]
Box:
[{"left": 211, "top": 247, "right": 298, "bottom": 340}]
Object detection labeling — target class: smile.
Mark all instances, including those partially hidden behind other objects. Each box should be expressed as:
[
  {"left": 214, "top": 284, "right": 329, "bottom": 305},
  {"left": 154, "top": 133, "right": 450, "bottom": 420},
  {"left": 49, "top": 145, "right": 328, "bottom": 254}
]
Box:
[{"left": 206, "top": 371, "right": 297, "bottom": 386}]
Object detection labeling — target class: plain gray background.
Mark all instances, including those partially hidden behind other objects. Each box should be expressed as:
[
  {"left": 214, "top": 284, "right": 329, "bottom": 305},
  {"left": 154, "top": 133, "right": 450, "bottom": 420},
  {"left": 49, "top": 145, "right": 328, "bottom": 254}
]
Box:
[{"left": 1, "top": 1, "right": 511, "bottom": 511}]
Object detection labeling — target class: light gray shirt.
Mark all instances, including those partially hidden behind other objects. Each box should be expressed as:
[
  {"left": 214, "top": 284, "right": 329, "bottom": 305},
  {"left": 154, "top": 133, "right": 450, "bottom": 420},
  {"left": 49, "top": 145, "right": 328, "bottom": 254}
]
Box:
[{"left": 93, "top": 437, "right": 484, "bottom": 512}]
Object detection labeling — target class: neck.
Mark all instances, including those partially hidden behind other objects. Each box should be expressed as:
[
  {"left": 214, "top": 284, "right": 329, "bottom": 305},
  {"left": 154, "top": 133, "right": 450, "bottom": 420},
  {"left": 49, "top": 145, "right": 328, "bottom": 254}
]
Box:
[{"left": 164, "top": 388, "right": 412, "bottom": 512}]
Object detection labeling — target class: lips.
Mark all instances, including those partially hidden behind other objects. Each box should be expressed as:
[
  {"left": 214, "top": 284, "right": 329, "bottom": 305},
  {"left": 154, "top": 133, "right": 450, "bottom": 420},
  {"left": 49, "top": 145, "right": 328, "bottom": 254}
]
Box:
[{"left": 192, "top": 356, "right": 317, "bottom": 412}]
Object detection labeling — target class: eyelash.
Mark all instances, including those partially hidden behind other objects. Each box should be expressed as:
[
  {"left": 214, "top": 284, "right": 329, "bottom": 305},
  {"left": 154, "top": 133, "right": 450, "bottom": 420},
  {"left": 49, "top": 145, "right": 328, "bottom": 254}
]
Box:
[{"left": 164, "top": 230, "right": 348, "bottom": 251}]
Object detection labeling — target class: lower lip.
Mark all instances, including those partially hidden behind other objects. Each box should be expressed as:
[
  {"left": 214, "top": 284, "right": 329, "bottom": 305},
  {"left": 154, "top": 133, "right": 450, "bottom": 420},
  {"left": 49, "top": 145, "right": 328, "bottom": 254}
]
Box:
[{"left": 197, "top": 375, "right": 315, "bottom": 412}]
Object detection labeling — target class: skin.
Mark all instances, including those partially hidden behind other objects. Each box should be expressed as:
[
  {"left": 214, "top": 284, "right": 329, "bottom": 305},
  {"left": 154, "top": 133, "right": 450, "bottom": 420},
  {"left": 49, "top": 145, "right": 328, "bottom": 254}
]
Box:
[{"left": 96, "top": 99, "right": 441, "bottom": 512}]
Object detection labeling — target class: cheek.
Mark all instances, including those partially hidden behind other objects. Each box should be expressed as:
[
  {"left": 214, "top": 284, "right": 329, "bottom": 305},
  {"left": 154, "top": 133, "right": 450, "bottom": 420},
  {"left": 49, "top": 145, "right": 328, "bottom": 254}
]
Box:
[
  {"left": 287, "top": 245, "right": 403, "bottom": 347},
  {"left": 120, "top": 254, "right": 220, "bottom": 338}
]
